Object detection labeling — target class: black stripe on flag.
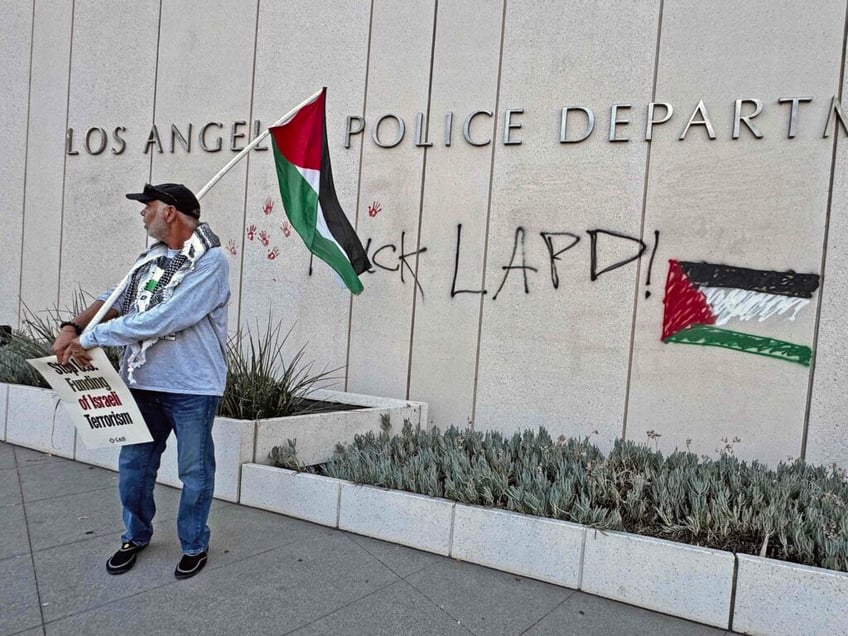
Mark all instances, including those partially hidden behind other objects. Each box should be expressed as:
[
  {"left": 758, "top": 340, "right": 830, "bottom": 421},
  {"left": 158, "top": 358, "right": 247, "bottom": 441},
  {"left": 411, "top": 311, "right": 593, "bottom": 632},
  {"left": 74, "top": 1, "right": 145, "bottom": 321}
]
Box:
[
  {"left": 679, "top": 262, "right": 820, "bottom": 298},
  {"left": 317, "top": 97, "right": 371, "bottom": 276}
]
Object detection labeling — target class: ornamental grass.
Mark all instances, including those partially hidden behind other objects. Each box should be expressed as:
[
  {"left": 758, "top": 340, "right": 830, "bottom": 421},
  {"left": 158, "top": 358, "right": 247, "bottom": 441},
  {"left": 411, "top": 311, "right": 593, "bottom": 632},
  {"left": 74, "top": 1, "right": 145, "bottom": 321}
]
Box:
[
  {"left": 0, "top": 294, "right": 122, "bottom": 388},
  {"left": 217, "top": 318, "right": 341, "bottom": 420},
  {"left": 1, "top": 298, "right": 337, "bottom": 421}
]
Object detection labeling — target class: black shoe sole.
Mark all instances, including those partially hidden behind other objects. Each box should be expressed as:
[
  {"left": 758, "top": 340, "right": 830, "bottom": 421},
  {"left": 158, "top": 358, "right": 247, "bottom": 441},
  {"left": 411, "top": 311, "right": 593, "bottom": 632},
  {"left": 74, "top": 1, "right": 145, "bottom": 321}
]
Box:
[
  {"left": 106, "top": 553, "right": 137, "bottom": 575},
  {"left": 174, "top": 554, "right": 207, "bottom": 580},
  {"left": 106, "top": 543, "right": 147, "bottom": 575}
]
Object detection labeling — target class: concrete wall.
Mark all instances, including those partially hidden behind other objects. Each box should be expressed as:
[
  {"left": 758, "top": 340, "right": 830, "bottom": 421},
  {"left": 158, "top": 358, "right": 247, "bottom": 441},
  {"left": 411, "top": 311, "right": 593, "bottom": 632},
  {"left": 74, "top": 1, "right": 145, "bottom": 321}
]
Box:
[{"left": 2, "top": 0, "right": 847, "bottom": 468}]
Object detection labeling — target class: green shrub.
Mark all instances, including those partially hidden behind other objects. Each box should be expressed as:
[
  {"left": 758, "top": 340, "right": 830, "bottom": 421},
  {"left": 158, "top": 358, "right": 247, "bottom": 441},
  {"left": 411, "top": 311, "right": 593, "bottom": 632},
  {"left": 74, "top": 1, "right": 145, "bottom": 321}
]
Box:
[
  {"left": 276, "top": 422, "right": 848, "bottom": 573},
  {"left": 217, "top": 318, "right": 340, "bottom": 420}
]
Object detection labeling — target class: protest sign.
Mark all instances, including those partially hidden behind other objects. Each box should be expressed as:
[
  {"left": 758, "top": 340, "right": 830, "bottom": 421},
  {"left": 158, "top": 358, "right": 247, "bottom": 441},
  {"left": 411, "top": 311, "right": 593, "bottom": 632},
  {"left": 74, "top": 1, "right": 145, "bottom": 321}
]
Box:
[{"left": 27, "top": 347, "right": 152, "bottom": 448}]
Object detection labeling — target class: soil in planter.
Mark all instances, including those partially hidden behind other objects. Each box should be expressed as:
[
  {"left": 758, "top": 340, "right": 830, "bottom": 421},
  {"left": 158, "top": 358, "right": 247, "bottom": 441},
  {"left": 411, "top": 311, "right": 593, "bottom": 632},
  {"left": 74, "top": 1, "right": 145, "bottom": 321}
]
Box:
[{"left": 297, "top": 398, "right": 364, "bottom": 414}]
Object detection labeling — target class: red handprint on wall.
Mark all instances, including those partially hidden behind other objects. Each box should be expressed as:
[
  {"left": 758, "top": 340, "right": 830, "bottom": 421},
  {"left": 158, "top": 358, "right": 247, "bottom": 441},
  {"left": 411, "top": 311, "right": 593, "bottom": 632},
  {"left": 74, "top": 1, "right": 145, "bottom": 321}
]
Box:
[
  {"left": 262, "top": 198, "right": 274, "bottom": 215},
  {"left": 281, "top": 221, "right": 292, "bottom": 238},
  {"left": 246, "top": 225, "right": 256, "bottom": 241},
  {"left": 258, "top": 230, "right": 270, "bottom": 247},
  {"left": 367, "top": 201, "right": 382, "bottom": 217},
  {"left": 267, "top": 247, "right": 280, "bottom": 260},
  {"left": 226, "top": 240, "right": 237, "bottom": 255}
]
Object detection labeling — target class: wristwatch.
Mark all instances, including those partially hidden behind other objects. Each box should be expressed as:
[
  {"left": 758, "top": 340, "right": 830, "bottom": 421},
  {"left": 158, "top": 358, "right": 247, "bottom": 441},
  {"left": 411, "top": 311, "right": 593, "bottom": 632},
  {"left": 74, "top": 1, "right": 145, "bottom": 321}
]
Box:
[{"left": 59, "top": 321, "right": 83, "bottom": 335}]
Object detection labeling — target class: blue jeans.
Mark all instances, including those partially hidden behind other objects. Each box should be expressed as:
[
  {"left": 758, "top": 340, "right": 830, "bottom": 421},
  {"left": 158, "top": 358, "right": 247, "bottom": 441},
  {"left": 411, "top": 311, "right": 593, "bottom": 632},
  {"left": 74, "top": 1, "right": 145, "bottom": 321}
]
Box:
[{"left": 119, "top": 390, "right": 218, "bottom": 555}]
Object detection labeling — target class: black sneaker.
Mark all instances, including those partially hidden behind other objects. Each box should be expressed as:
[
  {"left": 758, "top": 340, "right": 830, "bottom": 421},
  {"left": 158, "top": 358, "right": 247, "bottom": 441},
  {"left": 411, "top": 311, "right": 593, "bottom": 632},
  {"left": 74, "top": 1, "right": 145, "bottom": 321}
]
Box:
[
  {"left": 106, "top": 541, "right": 147, "bottom": 575},
  {"left": 174, "top": 551, "right": 207, "bottom": 579}
]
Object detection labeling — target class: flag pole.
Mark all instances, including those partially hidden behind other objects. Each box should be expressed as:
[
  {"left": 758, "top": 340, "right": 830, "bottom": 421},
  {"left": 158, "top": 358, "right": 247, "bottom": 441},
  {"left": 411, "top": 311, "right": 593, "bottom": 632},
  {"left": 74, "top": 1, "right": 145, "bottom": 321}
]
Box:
[
  {"left": 196, "top": 86, "right": 324, "bottom": 200},
  {"left": 83, "top": 88, "right": 326, "bottom": 331}
]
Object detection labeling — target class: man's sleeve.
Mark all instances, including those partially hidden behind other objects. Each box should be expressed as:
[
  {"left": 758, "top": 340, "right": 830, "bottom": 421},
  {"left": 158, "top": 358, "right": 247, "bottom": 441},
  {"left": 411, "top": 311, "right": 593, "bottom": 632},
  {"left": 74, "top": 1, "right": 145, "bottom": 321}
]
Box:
[
  {"left": 96, "top": 287, "right": 126, "bottom": 314},
  {"left": 80, "top": 252, "right": 229, "bottom": 349}
]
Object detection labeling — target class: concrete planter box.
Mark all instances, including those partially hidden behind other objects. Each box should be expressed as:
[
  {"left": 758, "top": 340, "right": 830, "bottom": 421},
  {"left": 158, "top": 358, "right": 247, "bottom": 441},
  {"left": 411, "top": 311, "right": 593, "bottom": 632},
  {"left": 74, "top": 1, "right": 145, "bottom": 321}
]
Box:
[
  {"left": 733, "top": 554, "right": 848, "bottom": 635},
  {"left": 156, "top": 416, "right": 255, "bottom": 503},
  {"left": 3, "top": 381, "right": 424, "bottom": 506},
  {"left": 4, "top": 384, "right": 76, "bottom": 459},
  {"left": 252, "top": 389, "right": 427, "bottom": 467},
  {"left": 451, "top": 503, "right": 585, "bottom": 589},
  {"left": 7, "top": 383, "right": 845, "bottom": 633},
  {"left": 581, "top": 529, "right": 734, "bottom": 629},
  {"left": 74, "top": 442, "right": 120, "bottom": 472},
  {"left": 240, "top": 463, "right": 342, "bottom": 527},
  {"left": 0, "top": 382, "right": 8, "bottom": 441},
  {"left": 339, "top": 482, "right": 455, "bottom": 556},
  {"left": 233, "top": 463, "right": 848, "bottom": 633},
  {"left": 74, "top": 417, "right": 255, "bottom": 503}
]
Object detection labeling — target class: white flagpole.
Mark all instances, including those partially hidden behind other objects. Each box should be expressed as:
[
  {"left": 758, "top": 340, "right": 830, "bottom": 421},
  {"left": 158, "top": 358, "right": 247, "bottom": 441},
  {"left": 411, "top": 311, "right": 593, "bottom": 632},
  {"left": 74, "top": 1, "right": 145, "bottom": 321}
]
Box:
[
  {"left": 84, "top": 87, "right": 325, "bottom": 331},
  {"left": 196, "top": 86, "right": 324, "bottom": 200}
]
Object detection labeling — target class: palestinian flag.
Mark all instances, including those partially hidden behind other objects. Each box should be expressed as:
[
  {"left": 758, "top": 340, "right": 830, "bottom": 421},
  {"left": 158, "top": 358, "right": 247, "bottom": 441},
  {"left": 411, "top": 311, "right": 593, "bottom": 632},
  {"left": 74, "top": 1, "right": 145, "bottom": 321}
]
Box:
[
  {"left": 662, "top": 260, "right": 820, "bottom": 366},
  {"left": 269, "top": 88, "right": 370, "bottom": 294}
]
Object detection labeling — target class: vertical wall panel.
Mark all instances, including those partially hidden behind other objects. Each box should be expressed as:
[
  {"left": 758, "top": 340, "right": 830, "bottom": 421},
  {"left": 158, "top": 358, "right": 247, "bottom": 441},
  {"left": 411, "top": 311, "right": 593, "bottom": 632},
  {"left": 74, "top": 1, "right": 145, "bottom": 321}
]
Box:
[
  {"left": 807, "top": 22, "right": 848, "bottom": 470},
  {"left": 151, "top": 0, "right": 258, "bottom": 330},
  {"left": 243, "top": 0, "right": 370, "bottom": 375},
  {"left": 20, "top": 2, "right": 73, "bottom": 315},
  {"left": 60, "top": 0, "right": 160, "bottom": 307},
  {"left": 4, "top": 0, "right": 848, "bottom": 466},
  {"left": 407, "top": 0, "right": 504, "bottom": 427},
  {"left": 474, "top": 0, "right": 661, "bottom": 447},
  {"left": 626, "top": 0, "right": 845, "bottom": 465},
  {"left": 0, "top": 2, "right": 33, "bottom": 326},
  {"left": 347, "top": 0, "right": 436, "bottom": 398}
]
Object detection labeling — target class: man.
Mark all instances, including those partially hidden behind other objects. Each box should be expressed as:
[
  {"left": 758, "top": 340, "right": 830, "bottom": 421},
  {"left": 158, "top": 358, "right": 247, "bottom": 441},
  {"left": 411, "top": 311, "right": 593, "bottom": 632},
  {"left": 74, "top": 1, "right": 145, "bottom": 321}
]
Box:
[{"left": 53, "top": 183, "right": 229, "bottom": 580}]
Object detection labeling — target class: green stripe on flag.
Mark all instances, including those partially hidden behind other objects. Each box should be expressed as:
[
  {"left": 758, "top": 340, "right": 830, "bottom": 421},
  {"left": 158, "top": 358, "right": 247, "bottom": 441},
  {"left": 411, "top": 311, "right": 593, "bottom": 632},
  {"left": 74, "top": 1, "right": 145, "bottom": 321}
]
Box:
[
  {"left": 664, "top": 324, "right": 811, "bottom": 366},
  {"left": 273, "top": 150, "right": 317, "bottom": 246},
  {"left": 310, "top": 233, "right": 364, "bottom": 294},
  {"left": 273, "top": 147, "right": 365, "bottom": 294}
]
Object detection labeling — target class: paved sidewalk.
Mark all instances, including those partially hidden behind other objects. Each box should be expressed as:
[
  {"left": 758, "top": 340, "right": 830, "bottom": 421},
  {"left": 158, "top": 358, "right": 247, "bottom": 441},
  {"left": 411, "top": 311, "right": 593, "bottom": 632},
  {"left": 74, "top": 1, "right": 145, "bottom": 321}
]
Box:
[{"left": 1, "top": 441, "right": 732, "bottom": 636}]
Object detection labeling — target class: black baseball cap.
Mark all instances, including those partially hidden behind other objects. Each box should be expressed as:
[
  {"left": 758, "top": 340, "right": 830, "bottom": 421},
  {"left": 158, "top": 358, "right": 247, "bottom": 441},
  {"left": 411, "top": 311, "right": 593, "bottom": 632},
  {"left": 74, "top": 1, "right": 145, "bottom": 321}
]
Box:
[{"left": 126, "top": 183, "right": 201, "bottom": 219}]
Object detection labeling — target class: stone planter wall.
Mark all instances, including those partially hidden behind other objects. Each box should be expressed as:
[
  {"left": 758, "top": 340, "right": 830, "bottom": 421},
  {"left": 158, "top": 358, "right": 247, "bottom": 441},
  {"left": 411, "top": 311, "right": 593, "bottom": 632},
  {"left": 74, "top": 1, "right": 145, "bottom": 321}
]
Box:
[
  {"left": 0, "top": 382, "right": 8, "bottom": 441},
  {"left": 581, "top": 529, "right": 734, "bottom": 627},
  {"left": 0, "top": 382, "right": 426, "bottom": 505},
  {"left": 733, "top": 554, "right": 848, "bottom": 636},
  {"left": 4, "top": 384, "right": 76, "bottom": 459},
  {"left": 5, "top": 380, "right": 846, "bottom": 634},
  {"left": 239, "top": 462, "right": 848, "bottom": 633},
  {"left": 252, "top": 388, "right": 427, "bottom": 466}
]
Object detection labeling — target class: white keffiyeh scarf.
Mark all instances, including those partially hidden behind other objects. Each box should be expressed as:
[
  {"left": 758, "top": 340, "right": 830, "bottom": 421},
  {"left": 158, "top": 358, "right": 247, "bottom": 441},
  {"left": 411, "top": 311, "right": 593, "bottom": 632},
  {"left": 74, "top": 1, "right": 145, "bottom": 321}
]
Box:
[{"left": 120, "top": 223, "right": 220, "bottom": 383}]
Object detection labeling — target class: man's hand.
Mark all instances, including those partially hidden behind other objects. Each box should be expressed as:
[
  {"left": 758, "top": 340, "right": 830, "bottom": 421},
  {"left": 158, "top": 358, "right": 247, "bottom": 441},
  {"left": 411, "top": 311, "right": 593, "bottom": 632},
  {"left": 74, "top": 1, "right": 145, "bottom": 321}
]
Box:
[
  {"left": 52, "top": 328, "right": 77, "bottom": 358},
  {"left": 51, "top": 300, "right": 118, "bottom": 361},
  {"left": 60, "top": 338, "right": 93, "bottom": 366}
]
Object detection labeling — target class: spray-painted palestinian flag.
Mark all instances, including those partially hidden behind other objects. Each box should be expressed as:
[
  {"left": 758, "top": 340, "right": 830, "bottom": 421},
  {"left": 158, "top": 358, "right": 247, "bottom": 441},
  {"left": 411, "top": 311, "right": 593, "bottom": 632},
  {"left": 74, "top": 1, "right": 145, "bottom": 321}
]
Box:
[
  {"left": 269, "top": 88, "right": 370, "bottom": 294},
  {"left": 662, "top": 260, "right": 820, "bottom": 366}
]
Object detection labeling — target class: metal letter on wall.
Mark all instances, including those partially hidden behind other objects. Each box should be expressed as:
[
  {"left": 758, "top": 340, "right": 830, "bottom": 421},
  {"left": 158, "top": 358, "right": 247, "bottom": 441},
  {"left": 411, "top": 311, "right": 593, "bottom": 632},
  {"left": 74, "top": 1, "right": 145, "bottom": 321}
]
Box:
[
  {"left": 85, "top": 127, "right": 108, "bottom": 155},
  {"left": 560, "top": 107, "right": 595, "bottom": 143},
  {"left": 200, "top": 122, "right": 224, "bottom": 152},
  {"left": 645, "top": 103, "right": 673, "bottom": 141},
  {"left": 778, "top": 96, "right": 812, "bottom": 138},
  {"left": 609, "top": 104, "right": 631, "bottom": 142},
  {"left": 463, "top": 110, "right": 492, "bottom": 146},
  {"left": 732, "top": 99, "right": 763, "bottom": 139},
  {"left": 679, "top": 100, "right": 716, "bottom": 140},
  {"left": 822, "top": 96, "right": 848, "bottom": 138},
  {"left": 344, "top": 116, "right": 365, "bottom": 148},
  {"left": 503, "top": 109, "right": 524, "bottom": 145},
  {"left": 372, "top": 114, "right": 405, "bottom": 148}
]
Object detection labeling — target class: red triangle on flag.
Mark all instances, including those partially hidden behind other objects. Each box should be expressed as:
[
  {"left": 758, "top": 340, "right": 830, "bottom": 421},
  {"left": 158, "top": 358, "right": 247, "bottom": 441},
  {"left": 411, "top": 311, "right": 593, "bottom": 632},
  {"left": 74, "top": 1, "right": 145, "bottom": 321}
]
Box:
[
  {"left": 269, "top": 89, "right": 325, "bottom": 171},
  {"left": 662, "top": 260, "right": 716, "bottom": 340}
]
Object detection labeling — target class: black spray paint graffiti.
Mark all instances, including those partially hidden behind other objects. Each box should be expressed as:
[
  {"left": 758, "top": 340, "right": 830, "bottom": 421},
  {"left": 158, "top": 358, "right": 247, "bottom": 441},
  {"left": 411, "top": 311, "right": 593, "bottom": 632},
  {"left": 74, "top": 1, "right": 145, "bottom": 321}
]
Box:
[
  {"left": 363, "top": 231, "right": 428, "bottom": 298},
  {"left": 356, "top": 224, "right": 661, "bottom": 300},
  {"left": 453, "top": 225, "right": 661, "bottom": 300}
]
